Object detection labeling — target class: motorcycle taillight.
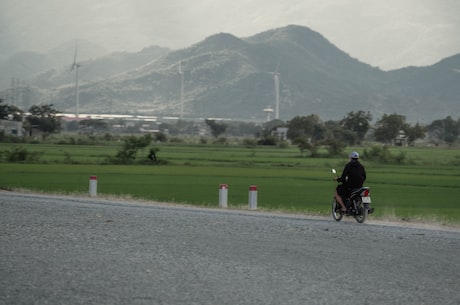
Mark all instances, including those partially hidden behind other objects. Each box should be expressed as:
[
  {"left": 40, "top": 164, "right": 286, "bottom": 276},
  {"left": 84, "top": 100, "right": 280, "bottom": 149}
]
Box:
[{"left": 362, "top": 189, "right": 370, "bottom": 196}]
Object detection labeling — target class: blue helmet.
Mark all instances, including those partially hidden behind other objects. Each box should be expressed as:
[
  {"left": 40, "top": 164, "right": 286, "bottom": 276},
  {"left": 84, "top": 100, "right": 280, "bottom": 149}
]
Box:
[{"left": 349, "top": 151, "right": 359, "bottom": 159}]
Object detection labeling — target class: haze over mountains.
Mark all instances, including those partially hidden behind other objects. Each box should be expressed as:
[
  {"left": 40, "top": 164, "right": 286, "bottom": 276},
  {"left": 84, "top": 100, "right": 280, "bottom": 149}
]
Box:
[{"left": 1, "top": 25, "right": 459, "bottom": 123}]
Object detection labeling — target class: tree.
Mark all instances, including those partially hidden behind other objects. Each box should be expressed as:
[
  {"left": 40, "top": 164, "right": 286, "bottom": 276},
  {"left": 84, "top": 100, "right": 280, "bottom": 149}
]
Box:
[
  {"left": 154, "top": 132, "right": 168, "bottom": 142},
  {"left": 374, "top": 113, "right": 406, "bottom": 144},
  {"left": 326, "top": 125, "right": 357, "bottom": 145},
  {"left": 26, "top": 104, "right": 61, "bottom": 133},
  {"left": 114, "top": 134, "right": 152, "bottom": 163},
  {"left": 426, "top": 116, "right": 459, "bottom": 144},
  {"left": 292, "top": 137, "right": 319, "bottom": 157},
  {"left": 286, "top": 115, "right": 322, "bottom": 142},
  {"left": 324, "top": 138, "right": 347, "bottom": 156},
  {"left": 405, "top": 123, "right": 426, "bottom": 144},
  {"left": 374, "top": 113, "right": 426, "bottom": 145},
  {"left": 205, "top": 119, "right": 228, "bottom": 138},
  {"left": 340, "top": 111, "right": 372, "bottom": 143},
  {"left": 0, "top": 99, "right": 23, "bottom": 121},
  {"left": 226, "top": 121, "right": 261, "bottom": 137},
  {"left": 255, "top": 120, "right": 285, "bottom": 145},
  {"left": 79, "top": 119, "right": 108, "bottom": 135}
]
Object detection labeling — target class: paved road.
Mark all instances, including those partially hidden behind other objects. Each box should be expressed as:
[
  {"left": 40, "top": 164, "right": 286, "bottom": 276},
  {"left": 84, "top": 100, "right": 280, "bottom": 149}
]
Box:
[{"left": 1, "top": 192, "right": 459, "bottom": 305}]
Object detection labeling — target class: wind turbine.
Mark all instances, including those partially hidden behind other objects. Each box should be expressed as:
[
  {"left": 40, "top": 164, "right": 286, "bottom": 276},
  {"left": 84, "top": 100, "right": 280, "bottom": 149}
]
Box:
[
  {"left": 178, "top": 60, "right": 184, "bottom": 120},
  {"left": 271, "top": 64, "right": 280, "bottom": 120},
  {"left": 70, "top": 40, "right": 80, "bottom": 119}
]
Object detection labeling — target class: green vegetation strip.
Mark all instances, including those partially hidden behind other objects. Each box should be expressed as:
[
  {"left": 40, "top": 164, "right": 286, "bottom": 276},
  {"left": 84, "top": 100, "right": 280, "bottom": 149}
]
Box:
[{"left": 1, "top": 152, "right": 459, "bottom": 225}]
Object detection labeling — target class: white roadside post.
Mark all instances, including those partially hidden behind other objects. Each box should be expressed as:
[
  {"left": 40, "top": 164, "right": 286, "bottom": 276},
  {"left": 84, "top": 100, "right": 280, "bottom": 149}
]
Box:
[
  {"left": 89, "top": 176, "right": 97, "bottom": 197},
  {"left": 218, "top": 184, "right": 228, "bottom": 208},
  {"left": 248, "top": 185, "right": 257, "bottom": 210}
]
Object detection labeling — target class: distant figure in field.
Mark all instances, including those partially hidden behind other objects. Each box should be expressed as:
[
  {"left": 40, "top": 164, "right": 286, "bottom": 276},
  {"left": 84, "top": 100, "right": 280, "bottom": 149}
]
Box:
[{"left": 148, "top": 148, "right": 157, "bottom": 164}]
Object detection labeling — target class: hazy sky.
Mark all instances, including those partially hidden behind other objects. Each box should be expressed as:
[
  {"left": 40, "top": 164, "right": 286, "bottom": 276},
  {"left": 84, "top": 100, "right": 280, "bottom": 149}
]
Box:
[{"left": 1, "top": 0, "right": 459, "bottom": 70}]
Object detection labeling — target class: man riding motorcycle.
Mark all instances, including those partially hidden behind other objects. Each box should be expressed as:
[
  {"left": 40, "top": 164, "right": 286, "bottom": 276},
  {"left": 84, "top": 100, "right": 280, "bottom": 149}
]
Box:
[{"left": 334, "top": 151, "right": 367, "bottom": 213}]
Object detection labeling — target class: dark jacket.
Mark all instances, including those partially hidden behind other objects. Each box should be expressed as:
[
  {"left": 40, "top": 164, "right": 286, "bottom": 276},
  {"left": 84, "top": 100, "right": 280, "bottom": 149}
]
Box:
[{"left": 338, "top": 159, "right": 366, "bottom": 189}]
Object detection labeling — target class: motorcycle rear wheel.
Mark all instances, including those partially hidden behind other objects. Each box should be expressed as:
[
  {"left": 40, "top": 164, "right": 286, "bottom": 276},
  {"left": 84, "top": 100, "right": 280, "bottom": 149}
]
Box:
[
  {"left": 354, "top": 198, "right": 367, "bottom": 224},
  {"left": 332, "top": 198, "right": 343, "bottom": 221}
]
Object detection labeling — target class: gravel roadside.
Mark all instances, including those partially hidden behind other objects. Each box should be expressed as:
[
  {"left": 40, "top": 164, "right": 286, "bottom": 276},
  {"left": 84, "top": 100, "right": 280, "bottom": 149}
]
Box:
[{"left": 1, "top": 191, "right": 459, "bottom": 305}]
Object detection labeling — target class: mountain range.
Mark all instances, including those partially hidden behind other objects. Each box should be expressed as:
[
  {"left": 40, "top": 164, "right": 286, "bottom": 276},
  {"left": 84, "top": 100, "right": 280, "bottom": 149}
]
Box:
[{"left": 1, "top": 25, "right": 459, "bottom": 123}]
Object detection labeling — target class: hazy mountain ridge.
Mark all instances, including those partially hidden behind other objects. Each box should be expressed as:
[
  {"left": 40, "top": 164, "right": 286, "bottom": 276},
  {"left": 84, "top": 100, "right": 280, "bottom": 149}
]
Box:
[
  {"left": 2, "top": 25, "right": 459, "bottom": 123},
  {"left": 0, "top": 40, "right": 109, "bottom": 89}
]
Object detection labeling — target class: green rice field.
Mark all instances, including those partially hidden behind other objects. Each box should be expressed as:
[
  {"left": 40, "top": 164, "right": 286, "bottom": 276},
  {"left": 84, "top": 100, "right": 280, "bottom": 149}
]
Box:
[{"left": 1, "top": 142, "right": 459, "bottom": 224}]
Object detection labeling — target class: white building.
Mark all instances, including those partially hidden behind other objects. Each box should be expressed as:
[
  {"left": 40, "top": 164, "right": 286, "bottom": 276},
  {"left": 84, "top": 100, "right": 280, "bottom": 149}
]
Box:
[{"left": 0, "top": 119, "right": 23, "bottom": 136}]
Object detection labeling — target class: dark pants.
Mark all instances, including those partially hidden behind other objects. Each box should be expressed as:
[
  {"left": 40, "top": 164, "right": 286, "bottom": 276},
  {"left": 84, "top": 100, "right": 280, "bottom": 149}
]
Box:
[{"left": 336, "top": 184, "right": 351, "bottom": 200}]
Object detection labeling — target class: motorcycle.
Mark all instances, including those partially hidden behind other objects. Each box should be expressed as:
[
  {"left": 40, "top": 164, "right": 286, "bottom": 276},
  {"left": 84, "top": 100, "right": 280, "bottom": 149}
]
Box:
[{"left": 331, "top": 169, "right": 374, "bottom": 223}]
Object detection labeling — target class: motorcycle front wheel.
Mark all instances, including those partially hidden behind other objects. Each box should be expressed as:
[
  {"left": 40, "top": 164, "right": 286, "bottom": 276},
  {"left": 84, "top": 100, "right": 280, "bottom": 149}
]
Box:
[{"left": 331, "top": 198, "right": 343, "bottom": 221}]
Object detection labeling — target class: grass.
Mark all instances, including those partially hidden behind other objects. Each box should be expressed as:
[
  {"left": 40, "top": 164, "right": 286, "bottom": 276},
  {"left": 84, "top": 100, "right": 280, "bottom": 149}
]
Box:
[{"left": 1, "top": 142, "right": 460, "bottom": 225}]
